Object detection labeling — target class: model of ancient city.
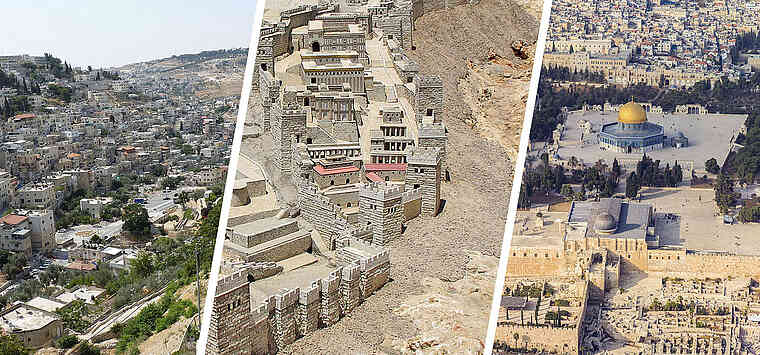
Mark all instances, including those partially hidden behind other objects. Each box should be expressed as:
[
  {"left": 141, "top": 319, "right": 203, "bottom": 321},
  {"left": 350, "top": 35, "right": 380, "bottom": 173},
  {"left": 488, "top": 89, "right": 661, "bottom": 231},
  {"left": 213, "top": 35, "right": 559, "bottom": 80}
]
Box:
[
  {"left": 207, "top": 2, "right": 452, "bottom": 354},
  {"left": 495, "top": 0, "right": 760, "bottom": 353}
]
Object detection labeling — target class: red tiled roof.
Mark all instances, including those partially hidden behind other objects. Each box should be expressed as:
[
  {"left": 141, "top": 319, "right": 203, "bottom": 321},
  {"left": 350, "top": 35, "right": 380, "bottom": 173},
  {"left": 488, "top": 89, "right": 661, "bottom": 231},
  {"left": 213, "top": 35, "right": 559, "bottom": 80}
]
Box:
[
  {"left": 364, "top": 163, "right": 407, "bottom": 172},
  {"left": 366, "top": 172, "right": 383, "bottom": 183},
  {"left": 0, "top": 215, "right": 28, "bottom": 225},
  {"left": 12, "top": 113, "right": 36, "bottom": 121},
  {"left": 67, "top": 262, "right": 97, "bottom": 271},
  {"left": 313, "top": 164, "right": 359, "bottom": 175}
]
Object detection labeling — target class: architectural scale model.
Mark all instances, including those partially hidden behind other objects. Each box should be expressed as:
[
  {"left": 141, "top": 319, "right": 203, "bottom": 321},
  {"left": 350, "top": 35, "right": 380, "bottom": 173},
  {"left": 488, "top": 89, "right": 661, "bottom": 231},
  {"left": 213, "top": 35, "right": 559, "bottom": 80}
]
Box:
[{"left": 207, "top": 1, "right": 456, "bottom": 353}]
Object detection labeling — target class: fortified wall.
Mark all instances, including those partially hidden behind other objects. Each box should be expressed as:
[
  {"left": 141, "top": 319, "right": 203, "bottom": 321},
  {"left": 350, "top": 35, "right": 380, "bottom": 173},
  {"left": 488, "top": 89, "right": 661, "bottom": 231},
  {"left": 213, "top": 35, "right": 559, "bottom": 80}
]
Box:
[
  {"left": 208, "top": 237, "right": 390, "bottom": 355},
  {"left": 495, "top": 279, "right": 589, "bottom": 354}
]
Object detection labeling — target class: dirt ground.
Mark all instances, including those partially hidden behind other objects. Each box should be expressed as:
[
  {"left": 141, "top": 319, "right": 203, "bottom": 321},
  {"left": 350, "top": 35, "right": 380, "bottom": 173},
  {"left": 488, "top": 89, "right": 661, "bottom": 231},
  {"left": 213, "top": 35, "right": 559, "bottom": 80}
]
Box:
[{"left": 277, "top": 0, "right": 541, "bottom": 353}]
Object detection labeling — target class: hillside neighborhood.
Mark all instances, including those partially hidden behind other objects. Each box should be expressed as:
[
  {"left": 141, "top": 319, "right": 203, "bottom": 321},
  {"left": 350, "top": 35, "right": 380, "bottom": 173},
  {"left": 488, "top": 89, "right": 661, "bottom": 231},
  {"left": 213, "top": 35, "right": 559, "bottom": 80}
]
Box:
[{"left": 0, "top": 50, "right": 244, "bottom": 354}]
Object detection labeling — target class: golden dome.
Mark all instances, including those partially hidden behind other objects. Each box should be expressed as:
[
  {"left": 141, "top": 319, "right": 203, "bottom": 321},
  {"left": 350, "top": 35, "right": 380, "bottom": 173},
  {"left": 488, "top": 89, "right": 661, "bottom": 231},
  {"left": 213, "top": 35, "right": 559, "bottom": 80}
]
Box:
[{"left": 617, "top": 101, "right": 647, "bottom": 124}]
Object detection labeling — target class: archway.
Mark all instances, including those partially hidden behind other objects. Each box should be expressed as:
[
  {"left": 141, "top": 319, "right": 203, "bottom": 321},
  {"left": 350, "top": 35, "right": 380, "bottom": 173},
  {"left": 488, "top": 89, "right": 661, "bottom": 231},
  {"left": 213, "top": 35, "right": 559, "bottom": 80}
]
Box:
[
  {"left": 311, "top": 42, "right": 321, "bottom": 52},
  {"left": 261, "top": 63, "right": 267, "bottom": 72}
]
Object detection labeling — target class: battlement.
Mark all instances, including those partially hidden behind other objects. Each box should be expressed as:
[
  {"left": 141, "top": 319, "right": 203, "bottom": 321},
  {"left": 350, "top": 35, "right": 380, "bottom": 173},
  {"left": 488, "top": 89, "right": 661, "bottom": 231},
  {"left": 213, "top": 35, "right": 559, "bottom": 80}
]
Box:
[
  {"left": 215, "top": 269, "right": 250, "bottom": 296},
  {"left": 359, "top": 182, "right": 403, "bottom": 201},
  {"left": 258, "top": 36, "right": 275, "bottom": 47},
  {"left": 299, "top": 281, "right": 322, "bottom": 304},
  {"left": 406, "top": 146, "right": 441, "bottom": 166},
  {"left": 414, "top": 75, "right": 443, "bottom": 88},
  {"left": 401, "top": 187, "right": 422, "bottom": 203},
  {"left": 342, "top": 264, "right": 361, "bottom": 281},
  {"left": 280, "top": 4, "right": 334, "bottom": 17},
  {"left": 252, "top": 303, "right": 269, "bottom": 323},
  {"left": 321, "top": 268, "right": 343, "bottom": 292},
  {"left": 282, "top": 106, "right": 307, "bottom": 117},
  {"left": 275, "top": 288, "right": 300, "bottom": 309},
  {"left": 360, "top": 249, "right": 391, "bottom": 271},
  {"left": 347, "top": 225, "right": 373, "bottom": 238},
  {"left": 418, "top": 122, "right": 446, "bottom": 138}
]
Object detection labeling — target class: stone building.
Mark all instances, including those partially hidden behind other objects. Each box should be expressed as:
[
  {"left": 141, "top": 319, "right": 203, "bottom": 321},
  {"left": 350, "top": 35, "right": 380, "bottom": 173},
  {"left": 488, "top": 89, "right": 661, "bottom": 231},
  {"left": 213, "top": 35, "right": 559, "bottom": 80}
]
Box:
[
  {"left": 413, "top": 75, "right": 444, "bottom": 124},
  {"left": 271, "top": 104, "right": 307, "bottom": 174},
  {"left": 404, "top": 146, "right": 441, "bottom": 216},
  {"left": 359, "top": 182, "right": 403, "bottom": 245},
  {"left": 599, "top": 101, "right": 665, "bottom": 153},
  {"left": 0, "top": 304, "right": 63, "bottom": 349}
]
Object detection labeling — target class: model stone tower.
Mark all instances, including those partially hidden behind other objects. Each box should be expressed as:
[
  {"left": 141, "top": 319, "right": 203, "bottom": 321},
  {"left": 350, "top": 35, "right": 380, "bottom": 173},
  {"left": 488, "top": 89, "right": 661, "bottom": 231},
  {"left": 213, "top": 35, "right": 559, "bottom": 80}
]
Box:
[
  {"left": 404, "top": 146, "right": 442, "bottom": 216},
  {"left": 260, "top": 72, "right": 282, "bottom": 132},
  {"left": 271, "top": 101, "right": 306, "bottom": 174},
  {"left": 359, "top": 182, "right": 403, "bottom": 246},
  {"left": 253, "top": 36, "right": 275, "bottom": 89},
  {"left": 207, "top": 270, "right": 253, "bottom": 355},
  {"left": 413, "top": 75, "right": 443, "bottom": 125},
  {"left": 418, "top": 121, "right": 447, "bottom": 179}
]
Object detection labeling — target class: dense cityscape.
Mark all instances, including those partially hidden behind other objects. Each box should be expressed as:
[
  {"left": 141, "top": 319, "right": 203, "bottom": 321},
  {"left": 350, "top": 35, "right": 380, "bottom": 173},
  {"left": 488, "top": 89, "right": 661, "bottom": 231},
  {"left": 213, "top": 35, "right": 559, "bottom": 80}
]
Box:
[
  {"left": 543, "top": 0, "right": 760, "bottom": 87},
  {"left": 0, "top": 49, "right": 244, "bottom": 354}
]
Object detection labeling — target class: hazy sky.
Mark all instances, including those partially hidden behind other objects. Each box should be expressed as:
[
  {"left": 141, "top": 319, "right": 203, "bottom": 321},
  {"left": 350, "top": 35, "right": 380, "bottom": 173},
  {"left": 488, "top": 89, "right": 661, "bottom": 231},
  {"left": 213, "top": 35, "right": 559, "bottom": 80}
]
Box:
[{"left": 1, "top": 0, "right": 256, "bottom": 68}]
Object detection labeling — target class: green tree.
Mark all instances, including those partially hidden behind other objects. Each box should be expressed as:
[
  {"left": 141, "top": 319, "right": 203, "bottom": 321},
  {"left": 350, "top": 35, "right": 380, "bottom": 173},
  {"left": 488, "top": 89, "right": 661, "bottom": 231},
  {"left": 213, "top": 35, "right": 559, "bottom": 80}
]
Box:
[
  {"left": 715, "top": 173, "right": 736, "bottom": 214},
  {"left": 77, "top": 341, "right": 101, "bottom": 355},
  {"left": 55, "top": 335, "right": 79, "bottom": 349},
  {"left": 705, "top": 158, "right": 721, "bottom": 174},
  {"left": 626, "top": 172, "right": 640, "bottom": 199},
  {"left": 0, "top": 335, "right": 29, "bottom": 355},
  {"left": 123, "top": 204, "right": 151, "bottom": 239}
]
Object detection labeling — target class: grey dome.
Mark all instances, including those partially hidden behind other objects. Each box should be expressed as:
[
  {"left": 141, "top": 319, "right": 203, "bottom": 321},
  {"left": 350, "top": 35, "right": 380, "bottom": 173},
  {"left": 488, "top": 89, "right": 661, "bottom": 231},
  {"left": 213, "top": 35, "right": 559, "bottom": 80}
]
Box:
[{"left": 594, "top": 213, "right": 616, "bottom": 233}]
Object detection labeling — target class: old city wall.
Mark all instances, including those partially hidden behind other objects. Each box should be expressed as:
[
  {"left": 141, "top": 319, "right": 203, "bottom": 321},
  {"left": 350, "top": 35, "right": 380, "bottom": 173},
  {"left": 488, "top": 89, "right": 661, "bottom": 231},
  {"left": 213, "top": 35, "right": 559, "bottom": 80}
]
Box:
[
  {"left": 648, "top": 250, "right": 760, "bottom": 278},
  {"left": 208, "top": 271, "right": 255, "bottom": 355},
  {"left": 233, "top": 240, "right": 389, "bottom": 353},
  {"left": 506, "top": 246, "right": 569, "bottom": 277},
  {"left": 494, "top": 325, "right": 580, "bottom": 354}
]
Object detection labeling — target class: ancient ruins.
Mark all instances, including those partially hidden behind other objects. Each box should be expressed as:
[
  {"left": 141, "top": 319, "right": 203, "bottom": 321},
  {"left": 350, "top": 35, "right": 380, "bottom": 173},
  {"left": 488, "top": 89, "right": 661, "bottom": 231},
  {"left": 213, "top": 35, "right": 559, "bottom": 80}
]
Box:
[
  {"left": 498, "top": 195, "right": 760, "bottom": 354},
  {"left": 206, "top": 1, "right": 456, "bottom": 353}
]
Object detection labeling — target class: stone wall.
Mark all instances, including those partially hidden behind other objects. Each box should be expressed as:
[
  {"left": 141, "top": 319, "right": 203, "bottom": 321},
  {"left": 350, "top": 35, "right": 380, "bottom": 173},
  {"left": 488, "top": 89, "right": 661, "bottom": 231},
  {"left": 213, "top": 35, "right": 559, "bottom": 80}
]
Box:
[
  {"left": 213, "top": 237, "right": 390, "bottom": 353},
  {"left": 272, "top": 105, "right": 306, "bottom": 174},
  {"left": 259, "top": 70, "right": 281, "bottom": 132},
  {"left": 246, "top": 230, "right": 312, "bottom": 263},
  {"left": 359, "top": 182, "right": 403, "bottom": 245},
  {"left": 379, "top": 8, "right": 414, "bottom": 49},
  {"left": 413, "top": 75, "right": 444, "bottom": 124},
  {"left": 405, "top": 147, "right": 442, "bottom": 216},
  {"left": 273, "top": 289, "right": 298, "bottom": 352},
  {"left": 229, "top": 219, "right": 298, "bottom": 248},
  {"left": 648, "top": 250, "right": 760, "bottom": 278},
  {"left": 494, "top": 325, "right": 581, "bottom": 354},
  {"left": 402, "top": 188, "right": 422, "bottom": 221},
  {"left": 207, "top": 270, "right": 254, "bottom": 355},
  {"left": 299, "top": 184, "right": 353, "bottom": 249}
]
